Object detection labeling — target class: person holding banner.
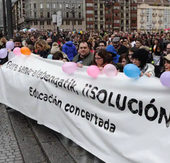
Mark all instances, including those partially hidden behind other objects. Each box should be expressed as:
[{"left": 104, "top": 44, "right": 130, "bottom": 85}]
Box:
[
  {"left": 92, "top": 49, "right": 112, "bottom": 70},
  {"left": 132, "top": 49, "right": 155, "bottom": 77},
  {"left": 164, "top": 54, "right": 170, "bottom": 71},
  {"left": 34, "top": 40, "right": 51, "bottom": 58},
  {"left": 72, "top": 41, "right": 93, "bottom": 67}
]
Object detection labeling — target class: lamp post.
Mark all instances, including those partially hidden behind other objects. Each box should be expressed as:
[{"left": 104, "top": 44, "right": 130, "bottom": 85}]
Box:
[
  {"left": 6, "top": 0, "right": 13, "bottom": 39},
  {"left": 2, "top": 0, "right": 7, "bottom": 37},
  {"left": 104, "top": 0, "right": 115, "bottom": 31}
]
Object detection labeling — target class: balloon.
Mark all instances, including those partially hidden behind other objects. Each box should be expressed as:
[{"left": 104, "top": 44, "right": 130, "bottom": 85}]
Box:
[
  {"left": 167, "top": 28, "right": 170, "bottom": 30},
  {"left": 62, "top": 62, "right": 77, "bottom": 74},
  {"left": 6, "top": 41, "right": 15, "bottom": 50},
  {"left": 103, "top": 64, "right": 117, "bottom": 77},
  {"left": 0, "top": 48, "right": 8, "bottom": 59},
  {"left": 87, "top": 65, "right": 100, "bottom": 78},
  {"left": 124, "top": 64, "right": 140, "bottom": 78},
  {"left": 47, "top": 54, "right": 53, "bottom": 59},
  {"left": 13, "top": 47, "right": 22, "bottom": 56},
  {"left": 20, "top": 47, "right": 31, "bottom": 55},
  {"left": 160, "top": 71, "right": 170, "bottom": 87}
]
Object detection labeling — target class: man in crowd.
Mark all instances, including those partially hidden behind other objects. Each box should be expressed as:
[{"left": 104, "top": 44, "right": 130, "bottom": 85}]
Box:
[
  {"left": 72, "top": 41, "right": 93, "bottom": 67},
  {"left": 112, "top": 37, "right": 128, "bottom": 55},
  {"left": 98, "top": 41, "right": 106, "bottom": 49}
]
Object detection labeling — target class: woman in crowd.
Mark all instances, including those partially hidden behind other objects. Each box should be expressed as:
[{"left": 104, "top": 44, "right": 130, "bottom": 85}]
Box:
[
  {"left": 34, "top": 40, "right": 51, "bottom": 58},
  {"left": 132, "top": 49, "right": 155, "bottom": 77},
  {"left": 135, "top": 39, "right": 143, "bottom": 49},
  {"left": 163, "top": 54, "right": 170, "bottom": 72},
  {"left": 92, "top": 49, "right": 113, "bottom": 70},
  {"left": 119, "top": 53, "right": 130, "bottom": 68}
]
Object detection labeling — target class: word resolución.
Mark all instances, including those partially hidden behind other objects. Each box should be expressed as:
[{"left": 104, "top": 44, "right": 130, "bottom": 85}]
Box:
[{"left": 82, "top": 83, "right": 170, "bottom": 128}]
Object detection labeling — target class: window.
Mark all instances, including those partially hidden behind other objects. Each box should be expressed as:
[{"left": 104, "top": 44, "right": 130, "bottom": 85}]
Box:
[
  {"left": 34, "top": 21, "right": 38, "bottom": 25},
  {"left": 66, "top": 21, "right": 70, "bottom": 25},
  {"left": 40, "top": 3, "right": 43, "bottom": 9},
  {"left": 47, "top": 3, "right": 50, "bottom": 8},
  {"left": 34, "top": 12, "right": 37, "bottom": 18},
  {"left": 47, "top": 12, "right": 50, "bottom": 18},
  {"left": 59, "top": 4, "right": 62, "bottom": 9},
  {"left": 100, "top": 4, "right": 103, "bottom": 8},
  {"left": 66, "top": 4, "right": 69, "bottom": 8},
  {"left": 79, "top": 12, "right": 81, "bottom": 18},
  {"left": 86, "top": 3, "right": 93, "bottom": 7},
  {"left": 132, "top": 20, "right": 136, "bottom": 24},
  {"left": 87, "top": 18, "right": 93, "bottom": 21},
  {"left": 53, "top": 4, "right": 56, "bottom": 8},
  {"left": 78, "top": 4, "right": 81, "bottom": 9},
  {"left": 86, "top": 10, "right": 93, "bottom": 14},
  {"left": 78, "top": 21, "right": 82, "bottom": 25},
  {"left": 47, "top": 21, "right": 51, "bottom": 25},
  {"left": 66, "top": 12, "right": 69, "bottom": 18},
  {"left": 40, "top": 12, "right": 43, "bottom": 18},
  {"left": 34, "top": 3, "right": 36, "bottom": 9},
  {"left": 40, "top": 21, "right": 44, "bottom": 25},
  {"left": 100, "top": 11, "right": 103, "bottom": 15}
]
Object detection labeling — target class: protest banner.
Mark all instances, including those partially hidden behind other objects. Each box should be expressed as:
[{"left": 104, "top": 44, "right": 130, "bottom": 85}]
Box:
[{"left": 0, "top": 54, "right": 170, "bottom": 163}]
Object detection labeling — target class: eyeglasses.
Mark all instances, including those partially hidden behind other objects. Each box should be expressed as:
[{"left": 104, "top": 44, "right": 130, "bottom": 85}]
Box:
[
  {"left": 99, "top": 45, "right": 105, "bottom": 47},
  {"left": 95, "top": 57, "right": 102, "bottom": 60}
]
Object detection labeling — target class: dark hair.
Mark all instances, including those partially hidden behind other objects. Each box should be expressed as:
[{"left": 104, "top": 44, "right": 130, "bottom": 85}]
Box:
[
  {"left": 99, "top": 40, "right": 106, "bottom": 46},
  {"left": 25, "top": 38, "right": 34, "bottom": 46},
  {"left": 93, "top": 49, "right": 112, "bottom": 66},
  {"left": 79, "top": 41, "right": 90, "bottom": 48},
  {"left": 52, "top": 51, "right": 63, "bottom": 60},
  {"left": 65, "top": 36, "right": 70, "bottom": 42},
  {"left": 13, "top": 36, "right": 22, "bottom": 43},
  {"left": 119, "top": 53, "right": 129, "bottom": 64},
  {"left": 132, "top": 49, "right": 149, "bottom": 69}
]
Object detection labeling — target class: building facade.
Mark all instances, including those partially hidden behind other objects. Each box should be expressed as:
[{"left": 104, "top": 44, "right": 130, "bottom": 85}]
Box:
[
  {"left": 86, "top": 0, "right": 137, "bottom": 32},
  {"left": 12, "top": 0, "right": 85, "bottom": 31},
  {"left": 137, "top": 0, "right": 170, "bottom": 32},
  {"left": 0, "top": 1, "right": 3, "bottom": 31}
]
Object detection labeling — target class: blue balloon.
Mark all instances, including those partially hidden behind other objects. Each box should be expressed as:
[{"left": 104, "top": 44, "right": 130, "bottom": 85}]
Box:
[
  {"left": 47, "top": 54, "right": 53, "bottom": 59},
  {"left": 124, "top": 64, "right": 141, "bottom": 78}
]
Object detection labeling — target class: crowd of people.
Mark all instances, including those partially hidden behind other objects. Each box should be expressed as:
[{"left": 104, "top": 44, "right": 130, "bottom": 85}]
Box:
[{"left": 0, "top": 29, "right": 170, "bottom": 78}]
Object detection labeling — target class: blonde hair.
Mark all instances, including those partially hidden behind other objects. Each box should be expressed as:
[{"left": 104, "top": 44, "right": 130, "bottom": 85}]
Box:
[{"left": 34, "top": 40, "right": 50, "bottom": 51}]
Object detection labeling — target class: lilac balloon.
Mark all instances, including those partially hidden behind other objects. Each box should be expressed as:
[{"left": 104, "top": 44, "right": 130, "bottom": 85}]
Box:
[
  {"left": 6, "top": 41, "right": 15, "bottom": 50},
  {"left": 87, "top": 65, "right": 100, "bottom": 78},
  {"left": 13, "top": 47, "right": 22, "bottom": 56},
  {"left": 103, "top": 64, "right": 117, "bottom": 77},
  {"left": 62, "top": 62, "right": 77, "bottom": 74},
  {"left": 0, "top": 48, "right": 8, "bottom": 59},
  {"left": 160, "top": 71, "right": 170, "bottom": 87}
]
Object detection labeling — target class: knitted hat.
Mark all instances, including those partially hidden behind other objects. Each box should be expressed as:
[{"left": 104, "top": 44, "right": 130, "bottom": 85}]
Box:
[
  {"left": 132, "top": 49, "right": 149, "bottom": 68},
  {"left": 51, "top": 42, "right": 60, "bottom": 54}
]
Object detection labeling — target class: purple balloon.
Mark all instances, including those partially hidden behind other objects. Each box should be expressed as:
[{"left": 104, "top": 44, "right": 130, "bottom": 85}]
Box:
[
  {"left": 62, "top": 62, "right": 77, "bottom": 74},
  {"left": 6, "top": 41, "right": 15, "bottom": 50},
  {"left": 160, "top": 71, "right": 170, "bottom": 87},
  {"left": 0, "top": 48, "right": 8, "bottom": 59}
]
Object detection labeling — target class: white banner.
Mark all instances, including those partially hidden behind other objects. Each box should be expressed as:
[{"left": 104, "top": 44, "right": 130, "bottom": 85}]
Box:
[{"left": 0, "top": 54, "right": 170, "bottom": 163}]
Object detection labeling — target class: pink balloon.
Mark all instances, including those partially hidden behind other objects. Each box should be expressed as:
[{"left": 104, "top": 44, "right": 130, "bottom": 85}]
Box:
[
  {"left": 103, "top": 64, "right": 117, "bottom": 77},
  {"left": 87, "top": 65, "right": 100, "bottom": 78},
  {"left": 13, "top": 47, "right": 22, "bottom": 56},
  {"left": 62, "top": 62, "right": 77, "bottom": 74}
]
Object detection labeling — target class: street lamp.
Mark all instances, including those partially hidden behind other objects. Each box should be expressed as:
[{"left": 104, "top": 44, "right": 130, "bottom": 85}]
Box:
[
  {"left": 104, "top": 0, "right": 115, "bottom": 31},
  {"left": 67, "top": 6, "right": 76, "bottom": 31}
]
